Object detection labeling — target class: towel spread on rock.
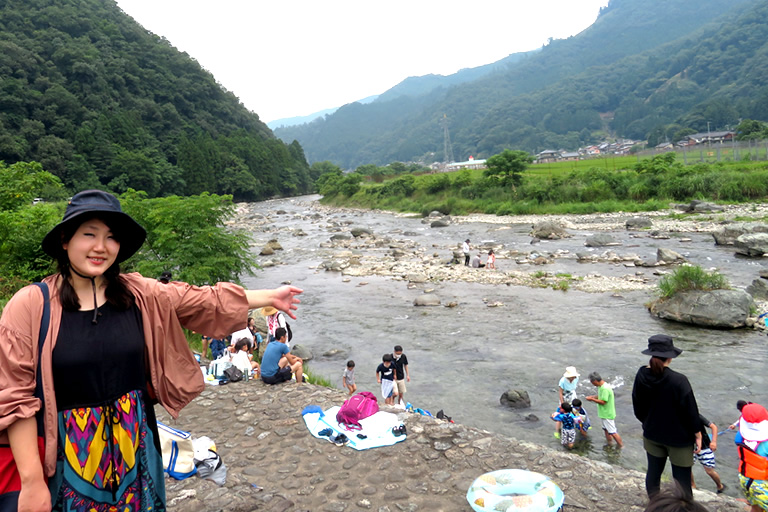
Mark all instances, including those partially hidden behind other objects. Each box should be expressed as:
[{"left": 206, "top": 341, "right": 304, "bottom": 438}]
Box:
[{"left": 302, "top": 405, "right": 405, "bottom": 450}]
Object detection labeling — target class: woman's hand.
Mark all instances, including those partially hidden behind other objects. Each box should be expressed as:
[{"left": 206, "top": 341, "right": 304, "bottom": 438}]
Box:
[
  {"left": 18, "top": 478, "right": 51, "bottom": 512},
  {"left": 271, "top": 286, "right": 302, "bottom": 319}
]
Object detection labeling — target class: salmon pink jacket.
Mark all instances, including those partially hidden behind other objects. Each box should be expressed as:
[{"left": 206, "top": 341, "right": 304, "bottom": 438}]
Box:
[{"left": 0, "top": 272, "right": 248, "bottom": 476}]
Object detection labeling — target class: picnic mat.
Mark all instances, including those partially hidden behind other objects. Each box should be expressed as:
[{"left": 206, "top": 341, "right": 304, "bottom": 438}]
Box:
[{"left": 302, "top": 405, "right": 406, "bottom": 450}]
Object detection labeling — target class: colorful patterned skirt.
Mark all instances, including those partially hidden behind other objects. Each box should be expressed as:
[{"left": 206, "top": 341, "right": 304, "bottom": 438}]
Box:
[{"left": 49, "top": 390, "right": 165, "bottom": 512}]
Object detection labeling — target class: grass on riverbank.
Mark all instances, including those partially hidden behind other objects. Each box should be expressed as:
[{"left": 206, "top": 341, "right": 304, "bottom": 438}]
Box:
[
  {"left": 321, "top": 154, "right": 768, "bottom": 216},
  {"left": 657, "top": 265, "right": 730, "bottom": 298}
]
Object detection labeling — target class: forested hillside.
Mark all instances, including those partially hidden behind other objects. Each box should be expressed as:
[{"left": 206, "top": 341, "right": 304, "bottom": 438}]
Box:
[
  {"left": 0, "top": 0, "right": 311, "bottom": 200},
  {"left": 275, "top": 0, "right": 759, "bottom": 168}
]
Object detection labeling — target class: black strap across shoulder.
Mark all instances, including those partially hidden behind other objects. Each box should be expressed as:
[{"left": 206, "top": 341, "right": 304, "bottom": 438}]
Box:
[{"left": 32, "top": 282, "right": 50, "bottom": 435}]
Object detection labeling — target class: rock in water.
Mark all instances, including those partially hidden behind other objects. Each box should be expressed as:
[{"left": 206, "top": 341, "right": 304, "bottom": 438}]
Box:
[
  {"left": 500, "top": 389, "right": 531, "bottom": 409},
  {"left": 413, "top": 294, "right": 441, "bottom": 306},
  {"left": 649, "top": 289, "right": 754, "bottom": 329},
  {"left": 290, "top": 344, "right": 313, "bottom": 361}
]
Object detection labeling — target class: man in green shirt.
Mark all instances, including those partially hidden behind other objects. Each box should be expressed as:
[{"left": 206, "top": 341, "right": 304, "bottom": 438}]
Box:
[{"left": 586, "top": 371, "right": 624, "bottom": 448}]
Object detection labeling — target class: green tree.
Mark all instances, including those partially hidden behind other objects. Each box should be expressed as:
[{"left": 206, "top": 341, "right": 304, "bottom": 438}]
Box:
[
  {"left": 119, "top": 190, "right": 257, "bottom": 286},
  {"left": 484, "top": 149, "right": 533, "bottom": 187}
]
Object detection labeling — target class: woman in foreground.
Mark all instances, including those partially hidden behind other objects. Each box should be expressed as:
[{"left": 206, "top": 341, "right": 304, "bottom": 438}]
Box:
[{"left": 0, "top": 190, "right": 301, "bottom": 512}]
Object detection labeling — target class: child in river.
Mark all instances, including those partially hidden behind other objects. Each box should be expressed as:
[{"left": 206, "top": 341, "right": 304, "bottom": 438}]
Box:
[
  {"left": 572, "top": 398, "right": 591, "bottom": 436},
  {"left": 551, "top": 402, "right": 578, "bottom": 449},
  {"left": 376, "top": 354, "right": 398, "bottom": 405}
]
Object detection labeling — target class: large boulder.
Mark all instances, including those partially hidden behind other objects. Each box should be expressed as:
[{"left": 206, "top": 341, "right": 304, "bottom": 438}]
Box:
[
  {"left": 330, "top": 233, "right": 352, "bottom": 241},
  {"left": 712, "top": 223, "right": 768, "bottom": 246},
  {"left": 413, "top": 294, "right": 441, "bottom": 306},
  {"left": 734, "top": 233, "right": 768, "bottom": 257},
  {"left": 500, "top": 389, "right": 531, "bottom": 409},
  {"left": 649, "top": 289, "right": 754, "bottom": 329},
  {"left": 531, "top": 221, "right": 570, "bottom": 240},
  {"left": 350, "top": 227, "right": 373, "bottom": 237},
  {"left": 626, "top": 217, "right": 653, "bottom": 230},
  {"left": 430, "top": 218, "right": 451, "bottom": 228},
  {"left": 585, "top": 233, "right": 621, "bottom": 247},
  {"left": 681, "top": 200, "right": 724, "bottom": 213},
  {"left": 290, "top": 344, "right": 313, "bottom": 361},
  {"left": 657, "top": 248, "right": 685, "bottom": 264},
  {"left": 746, "top": 278, "right": 768, "bottom": 300}
]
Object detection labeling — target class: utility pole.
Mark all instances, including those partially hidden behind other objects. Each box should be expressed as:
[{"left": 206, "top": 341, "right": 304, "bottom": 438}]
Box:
[
  {"left": 707, "top": 121, "right": 711, "bottom": 149},
  {"left": 441, "top": 114, "right": 455, "bottom": 164}
]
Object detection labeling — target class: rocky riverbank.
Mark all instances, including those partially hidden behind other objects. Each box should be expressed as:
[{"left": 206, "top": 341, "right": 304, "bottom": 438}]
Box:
[
  {"left": 231, "top": 199, "right": 768, "bottom": 321},
  {"left": 159, "top": 380, "right": 749, "bottom": 512}
]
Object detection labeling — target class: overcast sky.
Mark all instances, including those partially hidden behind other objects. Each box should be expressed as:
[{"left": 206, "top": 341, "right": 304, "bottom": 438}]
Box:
[{"left": 115, "top": 0, "right": 610, "bottom": 123}]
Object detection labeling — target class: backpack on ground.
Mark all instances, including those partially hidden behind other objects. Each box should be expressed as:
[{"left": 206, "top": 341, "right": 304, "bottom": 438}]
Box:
[{"left": 336, "top": 391, "right": 379, "bottom": 430}]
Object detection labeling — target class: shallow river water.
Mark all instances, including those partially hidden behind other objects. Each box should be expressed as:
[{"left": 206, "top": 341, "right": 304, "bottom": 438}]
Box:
[{"left": 241, "top": 195, "right": 767, "bottom": 495}]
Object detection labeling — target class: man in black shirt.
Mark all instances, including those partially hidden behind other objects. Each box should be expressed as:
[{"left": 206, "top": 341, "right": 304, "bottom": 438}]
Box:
[{"left": 391, "top": 345, "right": 410, "bottom": 406}]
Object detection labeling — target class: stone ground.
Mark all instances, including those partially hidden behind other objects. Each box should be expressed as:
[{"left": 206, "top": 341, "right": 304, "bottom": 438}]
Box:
[{"left": 158, "top": 381, "right": 749, "bottom": 512}]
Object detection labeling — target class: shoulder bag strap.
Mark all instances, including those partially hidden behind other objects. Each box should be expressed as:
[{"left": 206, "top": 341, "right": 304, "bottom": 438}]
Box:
[{"left": 32, "top": 282, "right": 50, "bottom": 434}]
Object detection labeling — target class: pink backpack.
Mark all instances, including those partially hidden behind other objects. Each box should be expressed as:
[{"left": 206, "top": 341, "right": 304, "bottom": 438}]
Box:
[{"left": 336, "top": 391, "right": 379, "bottom": 430}]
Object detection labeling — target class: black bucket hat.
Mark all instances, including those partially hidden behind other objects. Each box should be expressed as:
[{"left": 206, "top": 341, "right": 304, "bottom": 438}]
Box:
[
  {"left": 42, "top": 190, "right": 146, "bottom": 263},
  {"left": 641, "top": 334, "right": 683, "bottom": 359}
]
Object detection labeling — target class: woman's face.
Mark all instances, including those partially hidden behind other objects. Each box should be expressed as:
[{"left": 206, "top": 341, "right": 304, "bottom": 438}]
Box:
[{"left": 62, "top": 218, "right": 120, "bottom": 278}]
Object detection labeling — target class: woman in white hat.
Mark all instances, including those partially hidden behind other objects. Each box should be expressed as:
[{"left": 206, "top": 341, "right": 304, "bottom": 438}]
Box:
[
  {"left": 262, "top": 305, "right": 291, "bottom": 347},
  {"left": 558, "top": 366, "right": 580, "bottom": 405},
  {"left": 0, "top": 190, "right": 302, "bottom": 512}
]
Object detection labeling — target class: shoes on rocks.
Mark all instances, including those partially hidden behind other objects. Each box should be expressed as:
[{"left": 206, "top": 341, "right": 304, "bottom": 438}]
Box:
[
  {"left": 392, "top": 425, "right": 407, "bottom": 437},
  {"left": 332, "top": 433, "right": 349, "bottom": 446}
]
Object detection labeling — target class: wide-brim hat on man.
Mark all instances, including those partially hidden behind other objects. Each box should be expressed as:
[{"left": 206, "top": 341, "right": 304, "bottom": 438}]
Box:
[
  {"left": 260, "top": 306, "right": 278, "bottom": 316},
  {"left": 641, "top": 334, "right": 683, "bottom": 359},
  {"left": 563, "top": 366, "right": 580, "bottom": 378},
  {"left": 42, "top": 190, "right": 146, "bottom": 263}
]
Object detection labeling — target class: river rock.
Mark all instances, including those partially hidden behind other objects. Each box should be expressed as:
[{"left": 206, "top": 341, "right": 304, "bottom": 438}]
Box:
[
  {"left": 407, "top": 273, "right": 428, "bottom": 283},
  {"left": 657, "top": 248, "right": 685, "bottom": 264},
  {"left": 292, "top": 228, "right": 307, "bottom": 236},
  {"left": 351, "top": 227, "right": 373, "bottom": 237},
  {"left": 266, "top": 239, "right": 283, "bottom": 251},
  {"left": 500, "top": 389, "right": 531, "bottom": 409},
  {"left": 428, "top": 211, "right": 442, "bottom": 217},
  {"left": 734, "top": 233, "right": 768, "bottom": 257},
  {"left": 413, "top": 294, "right": 441, "bottom": 306},
  {"left": 760, "top": 269, "right": 768, "bottom": 279},
  {"left": 322, "top": 348, "right": 348, "bottom": 358},
  {"left": 259, "top": 246, "right": 274, "bottom": 256},
  {"left": 649, "top": 289, "right": 754, "bottom": 329},
  {"left": 625, "top": 217, "right": 653, "bottom": 229},
  {"left": 585, "top": 233, "right": 621, "bottom": 247},
  {"left": 531, "top": 221, "right": 570, "bottom": 240},
  {"left": 290, "top": 344, "right": 313, "bottom": 361},
  {"left": 430, "top": 218, "right": 450, "bottom": 228},
  {"left": 330, "top": 233, "right": 352, "bottom": 241},
  {"left": 320, "top": 259, "right": 348, "bottom": 272},
  {"left": 712, "top": 222, "right": 768, "bottom": 245},
  {"left": 746, "top": 278, "right": 768, "bottom": 300},
  {"left": 681, "top": 200, "right": 724, "bottom": 213}
]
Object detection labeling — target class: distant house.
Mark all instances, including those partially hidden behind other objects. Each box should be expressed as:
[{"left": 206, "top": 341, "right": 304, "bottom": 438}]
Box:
[
  {"left": 535, "top": 150, "right": 560, "bottom": 163},
  {"left": 684, "top": 131, "right": 736, "bottom": 144},
  {"left": 655, "top": 142, "right": 674, "bottom": 150},
  {"left": 445, "top": 156, "right": 487, "bottom": 172},
  {"left": 560, "top": 151, "right": 580, "bottom": 161}
]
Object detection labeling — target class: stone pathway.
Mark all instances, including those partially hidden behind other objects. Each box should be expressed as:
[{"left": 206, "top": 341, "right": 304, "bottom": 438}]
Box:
[{"left": 158, "top": 381, "right": 748, "bottom": 512}]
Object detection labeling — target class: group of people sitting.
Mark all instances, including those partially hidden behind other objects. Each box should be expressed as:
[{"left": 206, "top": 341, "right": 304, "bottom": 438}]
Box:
[{"left": 202, "top": 307, "right": 304, "bottom": 384}]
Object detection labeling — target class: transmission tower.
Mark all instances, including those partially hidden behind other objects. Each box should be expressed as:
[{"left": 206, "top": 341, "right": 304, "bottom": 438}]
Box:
[{"left": 441, "top": 114, "right": 455, "bottom": 163}]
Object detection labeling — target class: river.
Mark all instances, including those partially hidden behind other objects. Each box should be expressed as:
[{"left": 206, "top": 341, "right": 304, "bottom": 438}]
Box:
[{"left": 240, "top": 195, "right": 767, "bottom": 495}]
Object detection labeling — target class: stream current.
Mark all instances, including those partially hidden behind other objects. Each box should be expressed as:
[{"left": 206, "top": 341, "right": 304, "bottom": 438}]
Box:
[{"left": 241, "top": 195, "right": 767, "bottom": 495}]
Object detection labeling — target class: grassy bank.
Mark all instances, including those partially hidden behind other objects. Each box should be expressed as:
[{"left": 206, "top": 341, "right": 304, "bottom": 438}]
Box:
[{"left": 320, "top": 154, "right": 768, "bottom": 216}]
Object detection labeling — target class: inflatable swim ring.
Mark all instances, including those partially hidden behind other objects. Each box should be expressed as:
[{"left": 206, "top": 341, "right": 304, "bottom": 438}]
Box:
[{"left": 466, "top": 469, "right": 564, "bottom": 512}]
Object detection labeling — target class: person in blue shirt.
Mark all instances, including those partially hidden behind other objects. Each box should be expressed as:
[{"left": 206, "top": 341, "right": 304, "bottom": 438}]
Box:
[
  {"left": 551, "top": 402, "right": 578, "bottom": 449},
  {"left": 260, "top": 327, "right": 303, "bottom": 384}
]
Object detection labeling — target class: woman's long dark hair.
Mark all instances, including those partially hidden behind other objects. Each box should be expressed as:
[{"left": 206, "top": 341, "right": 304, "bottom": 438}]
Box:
[
  {"left": 56, "top": 214, "right": 135, "bottom": 311},
  {"left": 649, "top": 356, "right": 667, "bottom": 376}
]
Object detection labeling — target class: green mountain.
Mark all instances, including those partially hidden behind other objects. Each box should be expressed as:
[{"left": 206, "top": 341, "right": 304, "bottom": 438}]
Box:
[
  {"left": 274, "top": 0, "right": 760, "bottom": 168},
  {"left": 0, "top": 0, "right": 311, "bottom": 200}
]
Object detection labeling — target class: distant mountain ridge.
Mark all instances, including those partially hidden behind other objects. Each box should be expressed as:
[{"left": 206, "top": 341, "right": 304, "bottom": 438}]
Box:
[
  {"left": 274, "top": 0, "right": 759, "bottom": 168},
  {"left": 267, "top": 95, "right": 378, "bottom": 129}
]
